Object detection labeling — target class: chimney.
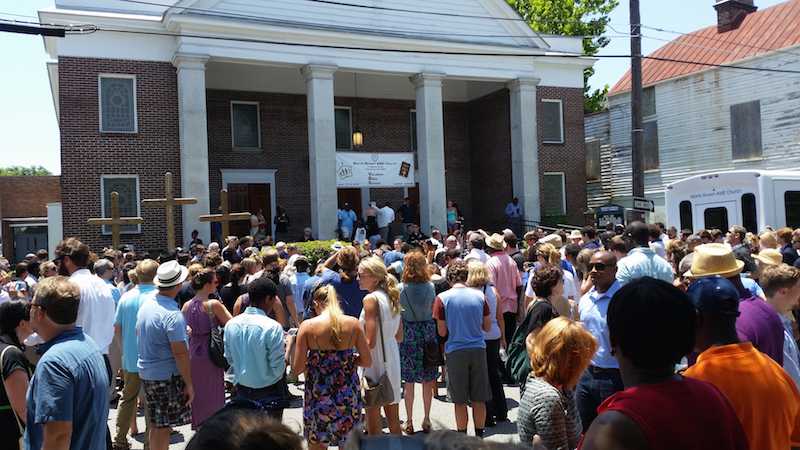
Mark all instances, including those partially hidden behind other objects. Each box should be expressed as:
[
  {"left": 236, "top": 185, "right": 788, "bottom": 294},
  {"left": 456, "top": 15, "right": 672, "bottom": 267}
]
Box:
[{"left": 714, "top": 0, "right": 757, "bottom": 32}]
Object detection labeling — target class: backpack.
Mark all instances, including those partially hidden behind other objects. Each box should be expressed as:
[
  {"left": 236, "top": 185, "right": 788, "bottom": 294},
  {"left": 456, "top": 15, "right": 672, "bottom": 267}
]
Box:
[{"left": 505, "top": 300, "right": 541, "bottom": 385}]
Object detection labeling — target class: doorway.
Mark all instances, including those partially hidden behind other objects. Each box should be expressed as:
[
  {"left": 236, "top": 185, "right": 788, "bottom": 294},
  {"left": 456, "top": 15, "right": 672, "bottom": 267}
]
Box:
[
  {"left": 12, "top": 225, "right": 48, "bottom": 263},
  {"left": 338, "top": 188, "right": 363, "bottom": 218},
  {"left": 227, "top": 184, "right": 271, "bottom": 239}
]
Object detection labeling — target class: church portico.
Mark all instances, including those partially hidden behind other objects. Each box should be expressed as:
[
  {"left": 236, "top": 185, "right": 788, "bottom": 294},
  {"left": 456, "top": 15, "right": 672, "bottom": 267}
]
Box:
[{"left": 44, "top": 0, "right": 591, "bottom": 252}]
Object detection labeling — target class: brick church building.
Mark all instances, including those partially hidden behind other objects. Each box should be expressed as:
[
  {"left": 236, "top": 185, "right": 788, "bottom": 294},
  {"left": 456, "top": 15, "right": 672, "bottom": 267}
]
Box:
[{"left": 41, "top": 0, "right": 591, "bottom": 251}]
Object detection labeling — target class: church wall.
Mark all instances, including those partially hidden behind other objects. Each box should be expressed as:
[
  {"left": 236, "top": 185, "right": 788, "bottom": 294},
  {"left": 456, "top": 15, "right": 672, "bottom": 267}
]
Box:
[{"left": 59, "top": 57, "right": 182, "bottom": 254}]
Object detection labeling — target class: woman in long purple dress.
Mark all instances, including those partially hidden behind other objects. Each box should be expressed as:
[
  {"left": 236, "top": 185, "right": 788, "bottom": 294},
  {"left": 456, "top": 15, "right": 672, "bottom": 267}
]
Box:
[{"left": 181, "top": 268, "right": 232, "bottom": 429}]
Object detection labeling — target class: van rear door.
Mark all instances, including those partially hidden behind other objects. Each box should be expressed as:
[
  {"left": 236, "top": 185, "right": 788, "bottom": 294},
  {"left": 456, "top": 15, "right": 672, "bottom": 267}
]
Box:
[{"left": 696, "top": 201, "right": 738, "bottom": 231}]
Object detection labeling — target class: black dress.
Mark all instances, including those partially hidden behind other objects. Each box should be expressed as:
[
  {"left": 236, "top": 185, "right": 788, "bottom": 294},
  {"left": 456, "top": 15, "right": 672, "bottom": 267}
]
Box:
[{"left": 0, "top": 335, "right": 30, "bottom": 450}]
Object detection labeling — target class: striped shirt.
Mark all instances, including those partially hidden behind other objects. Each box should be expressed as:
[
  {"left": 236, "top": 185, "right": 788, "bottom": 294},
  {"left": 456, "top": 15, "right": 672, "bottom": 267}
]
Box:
[{"left": 518, "top": 376, "right": 581, "bottom": 450}]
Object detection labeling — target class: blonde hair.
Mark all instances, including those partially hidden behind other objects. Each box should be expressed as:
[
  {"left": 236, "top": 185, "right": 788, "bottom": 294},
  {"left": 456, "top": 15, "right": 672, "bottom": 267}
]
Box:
[
  {"left": 128, "top": 269, "right": 139, "bottom": 286},
  {"left": 538, "top": 243, "right": 561, "bottom": 266},
  {"left": 135, "top": 259, "right": 159, "bottom": 284},
  {"left": 359, "top": 256, "right": 401, "bottom": 316},
  {"left": 465, "top": 260, "right": 490, "bottom": 287},
  {"left": 759, "top": 231, "right": 778, "bottom": 250},
  {"left": 313, "top": 284, "right": 345, "bottom": 345},
  {"left": 241, "top": 257, "right": 260, "bottom": 273},
  {"left": 187, "top": 263, "right": 204, "bottom": 280},
  {"left": 39, "top": 261, "right": 57, "bottom": 277},
  {"left": 527, "top": 317, "right": 597, "bottom": 388}
]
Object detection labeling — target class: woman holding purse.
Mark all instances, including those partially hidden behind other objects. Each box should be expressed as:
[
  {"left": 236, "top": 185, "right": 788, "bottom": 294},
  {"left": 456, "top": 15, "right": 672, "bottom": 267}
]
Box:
[
  {"left": 358, "top": 256, "right": 403, "bottom": 436},
  {"left": 398, "top": 251, "right": 438, "bottom": 434}
]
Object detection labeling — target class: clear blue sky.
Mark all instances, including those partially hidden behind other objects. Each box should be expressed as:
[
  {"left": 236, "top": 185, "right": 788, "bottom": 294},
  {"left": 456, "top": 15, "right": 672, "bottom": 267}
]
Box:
[{"left": 0, "top": 0, "right": 787, "bottom": 175}]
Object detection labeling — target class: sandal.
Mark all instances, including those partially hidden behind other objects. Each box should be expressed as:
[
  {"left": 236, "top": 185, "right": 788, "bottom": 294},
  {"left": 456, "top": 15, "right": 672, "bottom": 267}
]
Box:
[
  {"left": 404, "top": 422, "right": 414, "bottom": 435},
  {"left": 422, "top": 418, "right": 432, "bottom": 433}
]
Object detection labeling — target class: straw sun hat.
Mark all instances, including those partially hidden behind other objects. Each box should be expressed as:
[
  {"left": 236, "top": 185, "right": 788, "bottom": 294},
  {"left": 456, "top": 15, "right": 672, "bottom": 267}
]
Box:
[{"left": 684, "top": 243, "right": 745, "bottom": 279}]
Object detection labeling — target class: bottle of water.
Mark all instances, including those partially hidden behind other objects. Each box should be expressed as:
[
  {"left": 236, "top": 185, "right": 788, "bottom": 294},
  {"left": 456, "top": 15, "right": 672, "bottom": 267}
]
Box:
[{"left": 499, "top": 347, "right": 509, "bottom": 363}]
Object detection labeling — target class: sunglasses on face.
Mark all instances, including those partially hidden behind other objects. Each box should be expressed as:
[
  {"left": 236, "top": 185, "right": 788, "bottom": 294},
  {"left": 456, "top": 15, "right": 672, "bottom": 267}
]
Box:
[{"left": 589, "top": 262, "right": 612, "bottom": 272}]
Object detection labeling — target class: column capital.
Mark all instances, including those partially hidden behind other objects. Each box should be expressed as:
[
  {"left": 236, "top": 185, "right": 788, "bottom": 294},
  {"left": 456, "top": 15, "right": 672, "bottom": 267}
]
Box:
[
  {"left": 507, "top": 77, "right": 541, "bottom": 91},
  {"left": 410, "top": 73, "right": 445, "bottom": 88},
  {"left": 172, "top": 53, "right": 209, "bottom": 70},
  {"left": 301, "top": 64, "right": 338, "bottom": 81}
]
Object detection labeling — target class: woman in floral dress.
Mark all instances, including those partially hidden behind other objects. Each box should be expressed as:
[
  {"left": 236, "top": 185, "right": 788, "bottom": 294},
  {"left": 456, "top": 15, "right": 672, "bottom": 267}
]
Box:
[{"left": 293, "top": 285, "right": 372, "bottom": 449}]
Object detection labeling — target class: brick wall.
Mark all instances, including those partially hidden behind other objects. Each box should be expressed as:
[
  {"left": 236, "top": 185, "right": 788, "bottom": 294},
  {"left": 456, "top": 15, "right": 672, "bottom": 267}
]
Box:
[
  {"left": 537, "top": 86, "right": 588, "bottom": 225},
  {"left": 59, "top": 57, "right": 181, "bottom": 253},
  {"left": 0, "top": 176, "right": 61, "bottom": 218}
]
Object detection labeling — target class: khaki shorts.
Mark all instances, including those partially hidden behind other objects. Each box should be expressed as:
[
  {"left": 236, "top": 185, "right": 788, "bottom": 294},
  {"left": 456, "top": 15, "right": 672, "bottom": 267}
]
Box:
[{"left": 445, "top": 347, "right": 490, "bottom": 404}]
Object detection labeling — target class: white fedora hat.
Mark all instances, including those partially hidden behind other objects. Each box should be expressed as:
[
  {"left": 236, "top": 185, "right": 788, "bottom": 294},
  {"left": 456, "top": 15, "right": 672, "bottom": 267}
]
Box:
[{"left": 154, "top": 260, "right": 189, "bottom": 288}]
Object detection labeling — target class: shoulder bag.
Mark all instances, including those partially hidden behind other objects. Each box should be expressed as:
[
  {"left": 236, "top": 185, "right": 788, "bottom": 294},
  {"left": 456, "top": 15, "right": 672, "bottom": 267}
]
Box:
[
  {"left": 362, "top": 297, "right": 395, "bottom": 407},
  {"left": 403, "top": 289, "right": 443, "bottom": 370},
  {"left": 205, "top": 302, "right": 230, "bottom": 370}
]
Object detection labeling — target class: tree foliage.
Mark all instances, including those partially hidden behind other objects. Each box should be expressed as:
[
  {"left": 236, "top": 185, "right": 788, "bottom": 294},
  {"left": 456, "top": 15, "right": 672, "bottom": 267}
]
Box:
[
  {"left": 507, "top": 0, "right": 619, "bottom": 112},
  {"left": 0, "top": 166, "right": 53, "bottom": 176}
]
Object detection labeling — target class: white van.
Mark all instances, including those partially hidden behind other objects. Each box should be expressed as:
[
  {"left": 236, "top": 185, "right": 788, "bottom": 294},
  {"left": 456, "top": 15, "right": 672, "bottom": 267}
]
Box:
[{"left": 665, "top": 170, "right": 800, "bottom": 232}]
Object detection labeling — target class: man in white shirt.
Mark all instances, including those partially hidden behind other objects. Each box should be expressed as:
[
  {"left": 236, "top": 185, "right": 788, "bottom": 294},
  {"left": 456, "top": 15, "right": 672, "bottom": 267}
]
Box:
[
  {"left": 464, "top": 233, "right": 489, "bottom": 263},
  {"left": 377, "top": 202, "right": 396, "bottom": 244},
  {"left": 54, "top": 238, "right": 116, "bottom": 365}
]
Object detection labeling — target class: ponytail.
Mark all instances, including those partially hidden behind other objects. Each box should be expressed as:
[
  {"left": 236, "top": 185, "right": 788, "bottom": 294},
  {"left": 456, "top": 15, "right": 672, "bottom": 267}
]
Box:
[
  {"left": 315, "top": 285, "right": 345, "bottom": 345},
  {"left": 383, "top": 273, "right": 402, "bottom": 316}
]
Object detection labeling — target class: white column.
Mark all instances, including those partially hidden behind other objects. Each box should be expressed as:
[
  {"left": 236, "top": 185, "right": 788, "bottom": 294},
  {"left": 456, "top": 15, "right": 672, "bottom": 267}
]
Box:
[
  {"left": 302, "top": 64, "right": 338, "bottom": 240},
  {"left": 411, "top": 73, "right": 447, "bottom": 234},
  {"left": 174, "top": 54, "right": 211, "bottom": 245},
  {"left": 508, "top": 77, "right": 542, "bottom": 224}
]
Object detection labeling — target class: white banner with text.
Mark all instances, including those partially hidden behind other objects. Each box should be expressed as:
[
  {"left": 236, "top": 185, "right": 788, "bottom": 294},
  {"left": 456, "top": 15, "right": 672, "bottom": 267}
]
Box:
[{"left": 336, "top": 152, "right": 415, "bottom": 188}]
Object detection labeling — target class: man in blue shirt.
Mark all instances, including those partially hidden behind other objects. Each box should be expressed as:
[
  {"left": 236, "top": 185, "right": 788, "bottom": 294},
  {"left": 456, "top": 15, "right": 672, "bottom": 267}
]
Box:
[
  {"left": 26, "top": 276, "right": 109, "bottom": 450},
  {"left": 224, "top": 276, "right": 287, "bottom": 418},
  {"left": 113, "top": 259, "right": 158, "bottom": 450},
  {"left": 576, "top": 251, "right": 623, "bottom": 433},
  {"left": 616, "top": 221, "right": 674, "bottom": 286},
  {"left": 136, "top": 261, "right": 193, "bottom": 450},
  {"left": 337, "top": 203, "right": 357, "bottom": 241}
]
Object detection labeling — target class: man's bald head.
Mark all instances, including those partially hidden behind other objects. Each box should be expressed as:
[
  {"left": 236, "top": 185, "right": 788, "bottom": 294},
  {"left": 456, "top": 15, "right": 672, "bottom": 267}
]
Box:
[{"left": 589, "top": 251, "right": 618, "bottom": 293}]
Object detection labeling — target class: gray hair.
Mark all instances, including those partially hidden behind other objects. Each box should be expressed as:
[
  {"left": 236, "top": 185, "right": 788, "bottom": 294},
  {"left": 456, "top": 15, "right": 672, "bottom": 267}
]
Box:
[{"left": 93, "top": 258, "right": 115, "bottom": 277}]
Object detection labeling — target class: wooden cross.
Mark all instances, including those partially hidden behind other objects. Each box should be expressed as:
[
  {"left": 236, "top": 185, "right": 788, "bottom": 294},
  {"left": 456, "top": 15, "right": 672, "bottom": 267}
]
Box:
[
  {"left": 198, "top": 189, "right": 251, "bottom": 240},
  {"left": 88, "top": 191, "right": 144, "bottom": 250},
  {"left": 141, "top": 172, "right": 198, "bottom": 252}
]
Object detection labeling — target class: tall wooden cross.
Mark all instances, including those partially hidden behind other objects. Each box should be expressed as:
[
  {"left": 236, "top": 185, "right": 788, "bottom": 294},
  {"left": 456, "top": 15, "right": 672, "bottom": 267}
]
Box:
[
  {"left": 199, "top": 189, "right": 251, "bottom": 240},
  {"left": 141, "top": 172, "right": 198, "bottom": 252},
  {"left": 88, "top": 191, "right": 145, "bottom": 250}
]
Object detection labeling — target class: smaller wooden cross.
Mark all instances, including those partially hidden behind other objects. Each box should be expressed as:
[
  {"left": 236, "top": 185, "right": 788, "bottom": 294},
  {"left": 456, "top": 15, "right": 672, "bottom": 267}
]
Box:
[
  {"left": 88, "top": 192, "right": 144, "bottom": 250},
  {"left": 142, "top": 172, "right": 198, "bottom": 252},
  {"left": 198, "top": 189, "right": 251, "bottom": 240}
]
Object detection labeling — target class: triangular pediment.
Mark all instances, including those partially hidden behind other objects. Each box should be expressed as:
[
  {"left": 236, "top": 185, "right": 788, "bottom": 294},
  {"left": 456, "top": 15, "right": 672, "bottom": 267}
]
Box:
[{"left": 173, "top": 0, "right": 545, "bottom": 48}]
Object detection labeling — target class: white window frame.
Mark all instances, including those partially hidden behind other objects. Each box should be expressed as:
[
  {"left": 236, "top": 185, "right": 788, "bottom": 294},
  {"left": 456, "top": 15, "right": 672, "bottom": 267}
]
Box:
[
  {"left": 334, "top": 106, "right": 353, "bottom": 150},
  {"left": 543, "top": 171, "right": 567, "bottom": 215},
  {"left": 100, "top": 175, "right": 142, "bottom": 235},
  {"left": 541, "top": 99, "right": 564, "bottom": 144},
  {"left": 98, "top": 74, "right": 138, "bottom": 133},
  {"left": 230, "top": 100, "right": 262, "bottom": 150}
]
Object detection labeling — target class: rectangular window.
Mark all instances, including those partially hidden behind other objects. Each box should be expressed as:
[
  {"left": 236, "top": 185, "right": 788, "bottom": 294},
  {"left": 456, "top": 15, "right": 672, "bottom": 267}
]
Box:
[
  {"left": 730, "top": 100, "right": 762, "bottom": 160},
  {"left": 741, "top": 193, "right": 757, "bottom": 232},
  {"left": 99, "top": 75, "right": 136, "bottom": 133},
  {"left": 704, "top": 207, "right": 729, "bottom": 232},
  {"left": 542, "top": 172, "right": 566, "bottom": 217},
  {"left": 642, "top": 86, "right": 656, "bottom": 118},
  {"left": 541, "top": 99, "right": 564, "bottom": 144},
  {"left": 643, "top": 120, "right": 660, "bottom": 170},
  {"left": 335, "top": 107, "right": 352, "bottom": 150},
  {"left": 410, "top": 109, "right": 417, "bottom": 151},
  {"left": 100, "top": 176, "right": 141, "bottom": 234},
  {"left": 786, "top": 191, "right": 800, "bottom": 229},
  {"left": 586, "top": 140, "right": 601, "bottom": 181},
  {"left": 679, "top": 201, "right": 693, "bottom": 232},
  {"left": 231, "top": 101, "right": 261, "bottom": 149}
]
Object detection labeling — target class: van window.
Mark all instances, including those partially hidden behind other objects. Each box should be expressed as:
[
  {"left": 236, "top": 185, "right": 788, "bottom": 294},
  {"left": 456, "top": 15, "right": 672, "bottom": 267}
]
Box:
[
  {"left": 786, "top": 191, "right": 800, "bottom": 228},
  {"left": 741, "top": 193, "right": 757, "bottom": 232},
  {"left": 679, "top": 201, "right": 693, "bottom": 232},
  {"left": 704, "top": 207, "right": 729, "bottom": 231}
]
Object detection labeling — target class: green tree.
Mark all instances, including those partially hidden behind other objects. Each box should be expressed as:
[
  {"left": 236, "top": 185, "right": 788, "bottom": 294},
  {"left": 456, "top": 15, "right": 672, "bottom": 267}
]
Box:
[
  {"left": 0, "top": 165, "right": 53, "bottom": 176},
  {"left": 508, "top": 0, "right": 619, "bottom": 112}
]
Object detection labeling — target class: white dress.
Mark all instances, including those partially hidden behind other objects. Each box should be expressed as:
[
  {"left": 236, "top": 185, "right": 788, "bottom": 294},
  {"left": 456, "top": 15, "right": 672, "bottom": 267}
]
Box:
[{"left": 359, "top": 290, "right": 402, "bottom": 404}]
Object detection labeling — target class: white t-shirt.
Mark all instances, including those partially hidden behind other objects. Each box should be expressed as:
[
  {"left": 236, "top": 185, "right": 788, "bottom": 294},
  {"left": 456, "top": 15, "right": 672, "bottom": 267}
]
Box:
[
  {"left": 71, "top": 269, "right": 116, "bottom": 354},
  {"left": 377, "top": 206, "right": 395, "bottom": 228},
  {"left": 525, "top": 266, "right": 578, "bottom": 300}
]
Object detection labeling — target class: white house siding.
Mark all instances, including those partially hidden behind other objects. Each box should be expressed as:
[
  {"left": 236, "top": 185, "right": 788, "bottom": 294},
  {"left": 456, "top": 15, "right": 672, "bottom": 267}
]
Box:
[
  {"left": 600, "top": 49, "right": 800, "bottom": 220},
  {"left": 585, "top": 111, "right": 613, "bottom": 209}
]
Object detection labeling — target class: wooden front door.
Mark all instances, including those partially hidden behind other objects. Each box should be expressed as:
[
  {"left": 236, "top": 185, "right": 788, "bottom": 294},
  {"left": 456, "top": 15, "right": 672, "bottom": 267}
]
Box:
[
  {"left": 227, "top": 183, "right": 272, "bottom": 238},
  {"left": 337, "top": 188, "right": 363, "bottom": 218}
]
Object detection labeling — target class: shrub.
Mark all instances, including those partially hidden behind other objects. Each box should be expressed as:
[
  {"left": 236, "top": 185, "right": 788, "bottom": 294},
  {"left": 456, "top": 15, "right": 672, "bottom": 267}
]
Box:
[{"left": 286, "top": 240, "right": 338, "bottom": 268}]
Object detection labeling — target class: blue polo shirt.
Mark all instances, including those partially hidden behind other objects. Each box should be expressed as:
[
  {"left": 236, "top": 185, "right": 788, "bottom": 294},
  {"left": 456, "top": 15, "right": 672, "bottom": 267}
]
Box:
[
  {"left": 136, "top": 293, "right": 187, "bottom": 381},
  {"left": 224, "top": 307, "right": 286, "bottom": 389},
  {"left": 578, "top": 281, "right": 622, "bottom": 368},
  {"left": 25, "top": 327, "right": 109, "bottom": 450},
  {"left": 114, "top": 284, "right": 156, "bottom": 373}
]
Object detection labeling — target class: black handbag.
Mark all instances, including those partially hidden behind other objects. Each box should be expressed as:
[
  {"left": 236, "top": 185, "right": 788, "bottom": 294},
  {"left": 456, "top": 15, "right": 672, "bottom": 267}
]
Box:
[
  {"left": 205, "top": 302, "right": 230, "bottom": 370},
  {"left": 402, "top": 289, "right": 443, "bottom": 369}
]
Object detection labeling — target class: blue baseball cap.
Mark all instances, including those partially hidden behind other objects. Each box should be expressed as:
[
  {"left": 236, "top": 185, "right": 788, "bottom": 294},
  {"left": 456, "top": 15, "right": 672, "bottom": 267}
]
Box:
[{"left": 686, "top": 276, "right": 741, "bottom": 316}]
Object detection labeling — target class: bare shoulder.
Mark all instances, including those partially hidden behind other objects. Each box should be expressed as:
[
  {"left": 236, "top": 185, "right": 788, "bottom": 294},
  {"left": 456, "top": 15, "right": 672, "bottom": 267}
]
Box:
[{"left": 581, "top": 411, "right": 648, "bottom": 450}]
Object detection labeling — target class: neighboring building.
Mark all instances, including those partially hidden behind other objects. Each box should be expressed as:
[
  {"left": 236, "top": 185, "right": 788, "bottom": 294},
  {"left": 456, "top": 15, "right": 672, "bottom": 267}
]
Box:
[
  {"left": 0, "top": 176, "right": 61, "bottom": 262},
  {"left": 586, "top": 0, "right": 800, "bottom": 222},
  {"left": 41, "top": 0, "right": 591, "bottom": 252}
]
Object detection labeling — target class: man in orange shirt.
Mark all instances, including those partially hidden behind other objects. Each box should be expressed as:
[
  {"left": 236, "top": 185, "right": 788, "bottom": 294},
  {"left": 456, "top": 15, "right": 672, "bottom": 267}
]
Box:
[{"left": 684, "top": 276, "right": 800, "bottom": 450}]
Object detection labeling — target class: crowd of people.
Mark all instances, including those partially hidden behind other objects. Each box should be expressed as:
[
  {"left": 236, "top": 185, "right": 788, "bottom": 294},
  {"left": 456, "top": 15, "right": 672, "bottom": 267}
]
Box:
[{"left": 1, "top": 218, "right": 800, "bottom": 450}]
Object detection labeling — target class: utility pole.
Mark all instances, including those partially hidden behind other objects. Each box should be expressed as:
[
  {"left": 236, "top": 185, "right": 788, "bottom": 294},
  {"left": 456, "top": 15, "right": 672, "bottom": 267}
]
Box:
[{"left": 629, "top": 0, "right": 645, "bottom": 221}]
